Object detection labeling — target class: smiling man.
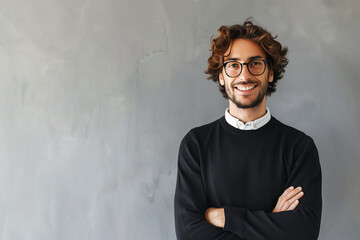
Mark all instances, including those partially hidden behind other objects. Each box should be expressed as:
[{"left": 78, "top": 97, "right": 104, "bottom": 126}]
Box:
[{"left": 174, "top": 20, "right": 322, "bottom": 240}]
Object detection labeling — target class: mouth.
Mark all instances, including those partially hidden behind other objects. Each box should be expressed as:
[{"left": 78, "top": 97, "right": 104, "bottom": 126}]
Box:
[{"left": 234, "top": 85, "right": 258, "bottom": 95}]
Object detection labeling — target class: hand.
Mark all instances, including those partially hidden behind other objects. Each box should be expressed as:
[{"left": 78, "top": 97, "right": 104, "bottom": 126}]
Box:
[
  {"left": 272, "top": 186, "right": 304, "bottom": 213},
  {"left": 205, "top": 207, "right": 225, "bottom": 228}
]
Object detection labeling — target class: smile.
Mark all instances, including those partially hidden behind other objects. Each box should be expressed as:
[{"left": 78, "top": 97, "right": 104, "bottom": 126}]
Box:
[{"left": 235, "top": 85, "right": 256, "bottom": 91}]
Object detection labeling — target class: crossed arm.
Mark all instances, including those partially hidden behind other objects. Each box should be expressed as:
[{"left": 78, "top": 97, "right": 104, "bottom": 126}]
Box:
[
  {"left": 174, "top": 132, "right": 322, "bottom": 240},
  {"left": 205, "top": 186, "right": 304, "bottom": 228}
]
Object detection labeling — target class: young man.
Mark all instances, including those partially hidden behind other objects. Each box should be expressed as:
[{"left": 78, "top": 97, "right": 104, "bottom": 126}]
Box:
[{"left": 174, "top": 20, "right": 322, "bottom": 240}]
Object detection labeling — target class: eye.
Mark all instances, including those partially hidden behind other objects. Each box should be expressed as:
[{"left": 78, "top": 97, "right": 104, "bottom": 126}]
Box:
[
  {"left": 227, "top": 62, "right": 240, "bottom": 69},
  {"left": 249, "top": 60, "right": 263, "bottom": 67}
]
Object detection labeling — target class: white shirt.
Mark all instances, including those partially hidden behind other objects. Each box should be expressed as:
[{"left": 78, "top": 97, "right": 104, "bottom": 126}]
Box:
[{"left": 224, "top": 107, "right": 271, "bottom": 130}]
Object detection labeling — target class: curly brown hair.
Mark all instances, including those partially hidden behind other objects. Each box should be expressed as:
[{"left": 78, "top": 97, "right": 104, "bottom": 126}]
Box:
[{"left": 204, "top": 20, "right": 288, "bottom": 98}]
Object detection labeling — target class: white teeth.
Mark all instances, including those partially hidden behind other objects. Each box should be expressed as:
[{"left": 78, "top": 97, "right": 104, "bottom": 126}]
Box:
[{"left": 236, "top": 85, "right": 256, "bottom": 91}]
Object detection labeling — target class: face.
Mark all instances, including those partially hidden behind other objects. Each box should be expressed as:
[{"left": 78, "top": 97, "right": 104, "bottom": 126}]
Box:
[{"left": 219, "top": 38, "right": 273, "bottom": 109}]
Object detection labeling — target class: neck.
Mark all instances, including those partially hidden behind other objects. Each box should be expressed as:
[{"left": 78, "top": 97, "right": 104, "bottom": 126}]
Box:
[{"left": 228, "top": 98, "right": 267, "bottom": 123}]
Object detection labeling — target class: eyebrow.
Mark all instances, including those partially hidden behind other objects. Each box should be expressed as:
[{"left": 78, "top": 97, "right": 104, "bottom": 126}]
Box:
[{"left": 224, "top": 55, "right": 264, "bottom": 62}]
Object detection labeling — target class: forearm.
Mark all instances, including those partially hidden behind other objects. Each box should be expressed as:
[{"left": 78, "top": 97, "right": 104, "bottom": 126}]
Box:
[
  {"left": 223, "top": 205, "right": 321, "bottom": 240},
  {"left": 205, "top": 186, "right": 305, "bottom": 229},
  {"left": 205, "top": 187, "right": 320, "bottom": 239},
  {"left": 175, "top": 200, "right": 245, "bottom": 240},
  {"left": 219, "top": 185, "right": 321, "bottom": 239}
]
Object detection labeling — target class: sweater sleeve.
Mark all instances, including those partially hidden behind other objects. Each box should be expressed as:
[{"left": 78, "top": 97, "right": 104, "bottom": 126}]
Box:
[
  {"left": 174, "top": 131, "right": 245, "bottom": 240},
  {"left": 223, "top": 136, "right": 322, "bottom": 240}
]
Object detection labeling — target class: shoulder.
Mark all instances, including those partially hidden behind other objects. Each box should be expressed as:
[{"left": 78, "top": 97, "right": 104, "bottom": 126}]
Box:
[
  {"left": 272, "top": 116, "right": 314, "bottom": 142},
  {"left": 270, "top": 117, "right": 320, "bottom": 174},
  {"left": 180, "top": 117, "right": 222, "bottom": 146},
  {"left": 190, "top": 117, "right": 222, "bottom": 135},
  {"left": 271, "top": 116, "right": 318, "bottom": 156},
  {"left": 177, "top": 118, "right": 222, "bottom": 164}
]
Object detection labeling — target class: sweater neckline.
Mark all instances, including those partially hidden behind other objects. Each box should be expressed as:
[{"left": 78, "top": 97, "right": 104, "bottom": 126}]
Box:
[{"left": 220, "top": 115, "right": 277, "bottom": 136}]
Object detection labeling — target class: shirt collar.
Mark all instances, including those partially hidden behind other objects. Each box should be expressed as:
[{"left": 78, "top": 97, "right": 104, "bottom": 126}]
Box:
[{"left": 224, "top": 107, "right": 271, "bottom": 130}]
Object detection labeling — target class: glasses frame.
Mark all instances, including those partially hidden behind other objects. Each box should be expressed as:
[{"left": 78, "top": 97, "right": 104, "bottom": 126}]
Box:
[{"left": 222, "top": 59, "right": 269, "bottom": 78}]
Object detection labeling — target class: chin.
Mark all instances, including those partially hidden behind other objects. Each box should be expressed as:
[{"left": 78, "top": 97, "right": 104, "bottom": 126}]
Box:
[{"left": 232, "top": 96, "right": 264, "bottom": 109}]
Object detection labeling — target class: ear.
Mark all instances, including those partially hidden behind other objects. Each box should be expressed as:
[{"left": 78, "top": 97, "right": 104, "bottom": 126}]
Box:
[
  {"left": 269, "top": 70, "right": 274, "bottom": 83},
  {"left": 219, "top": 73, "right": 225, "bottom": 86}
]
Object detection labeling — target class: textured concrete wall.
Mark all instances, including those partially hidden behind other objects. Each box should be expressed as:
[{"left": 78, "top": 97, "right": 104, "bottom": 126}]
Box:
[{"left": 0, "top": 0, "right": 359, "bottom": 239}]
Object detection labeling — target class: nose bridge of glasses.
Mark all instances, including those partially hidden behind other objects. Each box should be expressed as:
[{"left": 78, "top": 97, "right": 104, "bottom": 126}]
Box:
[{"left": 241, "top": 62, "right": 252, "bottom": 76}]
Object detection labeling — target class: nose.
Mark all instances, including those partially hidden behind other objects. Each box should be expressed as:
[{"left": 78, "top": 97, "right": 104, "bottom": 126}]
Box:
[{"left": 238, "top": 64, "right": 252, "bottom": 81}]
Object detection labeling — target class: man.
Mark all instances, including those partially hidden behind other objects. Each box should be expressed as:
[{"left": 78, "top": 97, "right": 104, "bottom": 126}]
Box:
[{"left": 174, "top": 20, "right": 322, "bottom": 240}]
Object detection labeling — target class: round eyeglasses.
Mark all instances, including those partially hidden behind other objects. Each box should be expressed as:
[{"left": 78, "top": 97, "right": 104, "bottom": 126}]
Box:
[{"left": 222, "top": 59, "right": 269, "bottom": 77}]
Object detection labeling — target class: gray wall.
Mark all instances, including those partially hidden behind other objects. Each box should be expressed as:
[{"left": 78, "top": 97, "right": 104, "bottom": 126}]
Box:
[{"left": 0, "top": 0, "right": 359, "bottom": 239}]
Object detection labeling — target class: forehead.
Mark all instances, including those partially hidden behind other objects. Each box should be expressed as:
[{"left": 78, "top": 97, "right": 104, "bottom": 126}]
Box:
[{"left": 224, "top": 38, "right": 266, "bottom": 61}]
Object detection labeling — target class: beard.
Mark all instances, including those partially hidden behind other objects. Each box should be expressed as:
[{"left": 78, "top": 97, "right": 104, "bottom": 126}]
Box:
[{"left": 225, "top": 75, "right": 269, "bottom": 109}]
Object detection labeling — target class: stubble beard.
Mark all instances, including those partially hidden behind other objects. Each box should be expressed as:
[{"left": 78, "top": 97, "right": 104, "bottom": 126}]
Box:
[{"left": 226, "top": 76, "right": 269, "bottom": 109}]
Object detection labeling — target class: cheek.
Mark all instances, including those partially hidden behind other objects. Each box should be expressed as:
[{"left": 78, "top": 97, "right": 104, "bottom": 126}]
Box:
[{"left": 225, "top": 82, "right": 233, "bottom": 92}]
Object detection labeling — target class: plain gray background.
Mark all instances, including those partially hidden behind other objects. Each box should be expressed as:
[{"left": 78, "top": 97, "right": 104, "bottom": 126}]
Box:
[{"left": 0, "top": 0, "right": 359, "bottom": 239}]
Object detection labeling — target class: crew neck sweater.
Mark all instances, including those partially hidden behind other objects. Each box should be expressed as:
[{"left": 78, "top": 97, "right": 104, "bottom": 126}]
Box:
[{"left": 174, "top": 116, "right": 322, "bottom": 240}]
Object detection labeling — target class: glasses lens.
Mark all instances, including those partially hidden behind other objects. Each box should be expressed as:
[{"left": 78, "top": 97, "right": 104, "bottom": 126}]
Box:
[
  {"left": 225, "top": 62, "right": 241, "bottom": 77},
  {"left": 248, "top": 60, "right": 265, "bottom": 76}
]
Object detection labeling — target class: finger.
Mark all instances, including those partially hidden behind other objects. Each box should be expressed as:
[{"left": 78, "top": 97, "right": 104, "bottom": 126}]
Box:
[
  {"left": 278, "top": 187, "right": 302, "bottom": 210},
  {"left": 282, "top": 191, "right": 304, "bottom": 211},
  {"left": 281, "top": 186, "right": 294, "bottom": 196},
  {"left": 289, "top": 191, "right": 304, "bottom": 202},
  {"left": 287, "top": 186, "right": 302, "bottom": 198},
  {"left": 276, "top": 186, "right": 294, "bottom": 210},
  {"left": 287, "top": 199, "right": 299, "bottom": 211},
  {"left": 282, "top": 187, "right": 302, "bottom": 202}
]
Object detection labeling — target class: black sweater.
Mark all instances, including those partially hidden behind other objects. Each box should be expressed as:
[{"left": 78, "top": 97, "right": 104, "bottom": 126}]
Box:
[{"left": 174, "top": 116, "right": 322, "bottom": 240}]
